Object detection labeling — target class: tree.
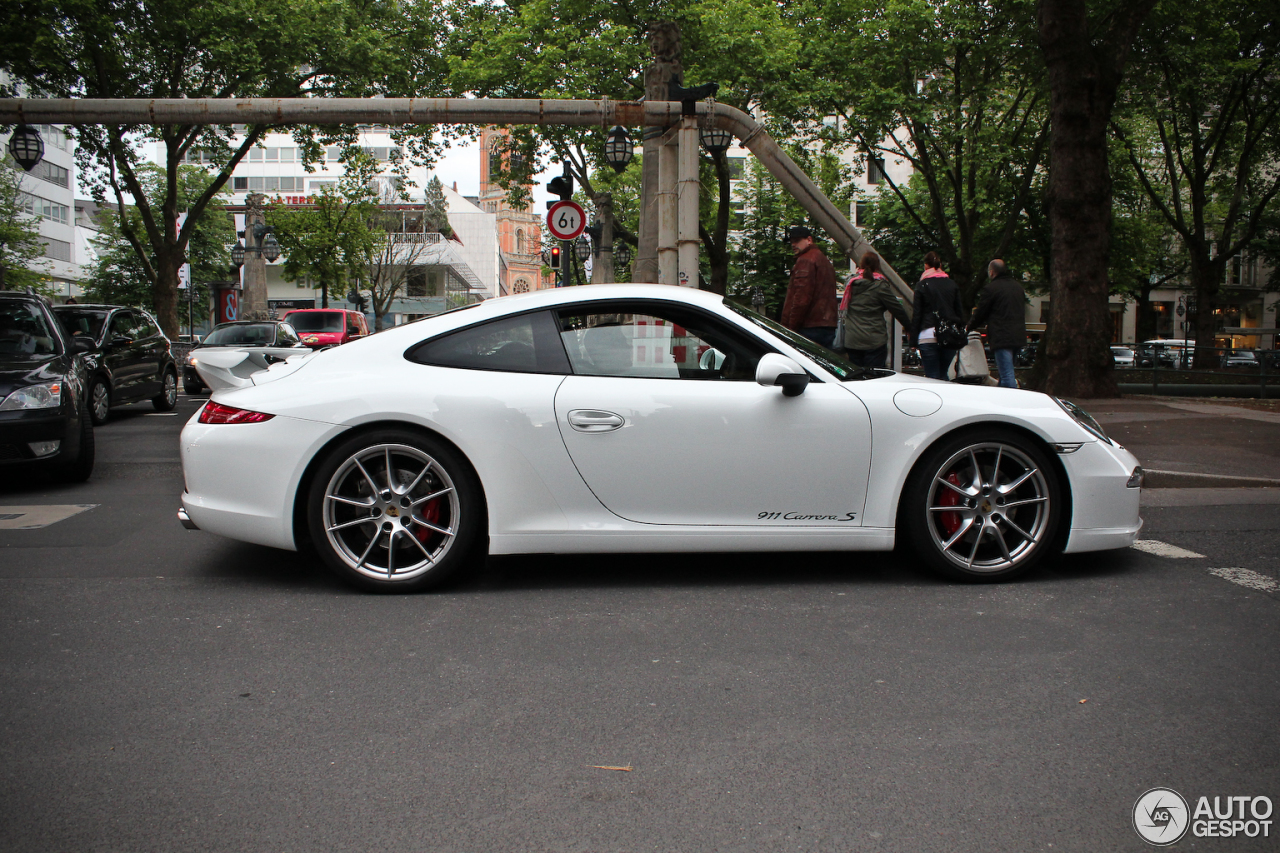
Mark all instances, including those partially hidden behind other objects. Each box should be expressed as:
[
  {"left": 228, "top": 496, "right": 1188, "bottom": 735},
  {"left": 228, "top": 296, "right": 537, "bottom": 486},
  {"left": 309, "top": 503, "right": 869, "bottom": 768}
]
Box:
[
  {"left": 83, "top": 164, "right": 232, "bottom": 327},
  {"left": 3, "top": 0, "right": 447, "bottom": 336},
  {"left": 797, "top": 0, "right": 1051, "bottom": 308},
  {"left": 0, "top": 160, "right": 48, "bottom": 292},
  {"left": 1112, "top": 0, "right": 1280, "bottom": 364},
  {"left": 1032, "top": 0, "right": 1158, "bottom": 396},
  {"left": 269, "top": 151, "right": 381, "bottom": 309},
  {"left": 361, "top": 177, "right": 439, "bottom": 331}
]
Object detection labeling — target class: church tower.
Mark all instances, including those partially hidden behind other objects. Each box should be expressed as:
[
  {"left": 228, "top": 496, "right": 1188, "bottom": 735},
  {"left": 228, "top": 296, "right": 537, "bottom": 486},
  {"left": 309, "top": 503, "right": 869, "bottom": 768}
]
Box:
[{"left": 479, "top": 128, "right": 549, "bottom": 296}]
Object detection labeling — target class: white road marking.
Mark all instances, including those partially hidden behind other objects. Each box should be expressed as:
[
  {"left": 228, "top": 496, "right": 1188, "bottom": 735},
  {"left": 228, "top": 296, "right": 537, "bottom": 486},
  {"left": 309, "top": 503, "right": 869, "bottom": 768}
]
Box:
[
  {"left": 1131, "top": 539, "right": 1206, "bottom": 559},
  {"left": 1208, "top": 568, "right": 1278, "bottom": 593},
  {"left": 144, "top": 412, "right": 179, "bottom": 417},
  {"left": 0, "top": 504, "right": 98, "bottom": 529}
]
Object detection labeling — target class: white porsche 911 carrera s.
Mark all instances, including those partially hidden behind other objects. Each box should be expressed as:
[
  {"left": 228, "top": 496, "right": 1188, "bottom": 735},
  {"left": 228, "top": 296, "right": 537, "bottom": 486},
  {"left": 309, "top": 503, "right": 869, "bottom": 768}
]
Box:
[{"left": 178, "top": 284, "right": 1142, "bottom": 592}]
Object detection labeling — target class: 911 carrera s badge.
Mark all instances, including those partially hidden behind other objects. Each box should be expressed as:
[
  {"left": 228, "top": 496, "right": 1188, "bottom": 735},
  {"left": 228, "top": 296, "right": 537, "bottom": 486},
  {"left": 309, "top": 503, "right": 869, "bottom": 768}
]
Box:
[{"left": 758, "top": 511, "right": 857, "bottom": 521}]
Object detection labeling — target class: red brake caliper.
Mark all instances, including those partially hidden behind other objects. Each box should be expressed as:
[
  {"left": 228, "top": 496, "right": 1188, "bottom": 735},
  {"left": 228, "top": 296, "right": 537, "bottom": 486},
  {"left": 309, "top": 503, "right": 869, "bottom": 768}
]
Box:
[
  {"left": 414, "top": 497, "right": 441, "bottom": 543},
  {"left": 937, "top": 472, "right": 962, "bottom": 535}
]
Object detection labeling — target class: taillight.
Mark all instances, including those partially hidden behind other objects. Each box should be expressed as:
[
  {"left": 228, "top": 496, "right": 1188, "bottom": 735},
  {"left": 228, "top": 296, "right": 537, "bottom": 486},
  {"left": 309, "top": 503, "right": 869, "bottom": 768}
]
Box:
[{"left": 198, "top": 401, "right": 276, "bottom": 424}]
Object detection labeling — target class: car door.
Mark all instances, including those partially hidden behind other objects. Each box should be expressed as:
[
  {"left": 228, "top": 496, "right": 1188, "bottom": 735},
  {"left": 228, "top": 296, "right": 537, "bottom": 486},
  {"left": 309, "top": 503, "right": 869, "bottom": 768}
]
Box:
[
  {"left": 552, "top": 300, "right": 873, "bottom": 527},
  {"left": 104, "top": 310, "right": 140, "bottom": 398},
  {"left": 133, "top": 311, "right": 167, "bottom": 397}
]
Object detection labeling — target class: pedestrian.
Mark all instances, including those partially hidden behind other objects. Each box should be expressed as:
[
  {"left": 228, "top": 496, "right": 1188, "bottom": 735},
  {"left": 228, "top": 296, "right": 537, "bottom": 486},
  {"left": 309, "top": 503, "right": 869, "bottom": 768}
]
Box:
[
  {"left": 909, "top": 252, "right": 965, "bottom": 380},
  {"left": 780, "top": 225, "right": 838, "bottom": 349},
  {"left": 839, "top": 252, "right": 910, "bottom": 369},
  {"left": 967, "top": 258, "right": 1026, "bottom": 389}
]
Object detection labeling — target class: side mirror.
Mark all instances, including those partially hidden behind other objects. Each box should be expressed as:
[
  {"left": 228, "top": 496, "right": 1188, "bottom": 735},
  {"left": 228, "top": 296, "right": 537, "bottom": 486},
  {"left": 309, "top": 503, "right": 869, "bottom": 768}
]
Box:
[
  {"left": 71, "top": 336, "right": 95, "bottom": 354},
  {"left": 111, "top": 335, "right": 132, "bottom": 347},
  {"left": 756, "top": 353, "right": 810, "bottom": 397}
]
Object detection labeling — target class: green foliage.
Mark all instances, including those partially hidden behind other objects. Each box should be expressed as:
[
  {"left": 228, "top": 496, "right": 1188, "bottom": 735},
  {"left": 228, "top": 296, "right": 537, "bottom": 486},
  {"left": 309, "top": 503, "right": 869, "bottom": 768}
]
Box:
[
  {"left": 83, "top": 165, "right": 232, "bottom": 320},
  {"left": 0, "top": 161, "right": 49, "bottom": 292},
  {"left": 422, "top": 176, "right": 453, "bottom": 239},
  {"left": 794, "top": 0, "right": 1049, "bottom": 305},
  {"left": 268, "top": 151, "right": 382, "bottom": 307},
  {"left": 2, "top": 0, "right": 448, "bottom": 333}
]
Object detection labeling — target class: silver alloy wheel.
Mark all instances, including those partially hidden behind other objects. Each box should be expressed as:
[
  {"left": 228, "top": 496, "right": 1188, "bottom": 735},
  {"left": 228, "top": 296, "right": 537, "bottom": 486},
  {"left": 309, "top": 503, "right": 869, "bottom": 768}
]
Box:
[
  {"left": 162, "top": 372, "right": 176, "bottom": 406},
  {"left": 322, "top": 443, "right": 461, "bottom": 582},
  {"left": 91, "top": 381, "right": 110, "bottom": 423},
  {"left": 925, "top": 442, "right": 1051, "bottom": 573}
]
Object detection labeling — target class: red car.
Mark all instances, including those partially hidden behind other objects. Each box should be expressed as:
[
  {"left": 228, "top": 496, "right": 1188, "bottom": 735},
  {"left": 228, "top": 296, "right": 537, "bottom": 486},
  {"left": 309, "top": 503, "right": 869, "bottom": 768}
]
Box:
[{"left": 280, "top": 309, "right": 370, "bottom": 348}]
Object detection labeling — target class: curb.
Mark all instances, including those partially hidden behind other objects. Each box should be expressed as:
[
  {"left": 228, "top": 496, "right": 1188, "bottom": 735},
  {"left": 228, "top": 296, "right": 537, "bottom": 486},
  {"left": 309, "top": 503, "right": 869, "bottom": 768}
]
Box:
[{"left": 1144, "top": 469, "right": 1280, "bottom": 489}]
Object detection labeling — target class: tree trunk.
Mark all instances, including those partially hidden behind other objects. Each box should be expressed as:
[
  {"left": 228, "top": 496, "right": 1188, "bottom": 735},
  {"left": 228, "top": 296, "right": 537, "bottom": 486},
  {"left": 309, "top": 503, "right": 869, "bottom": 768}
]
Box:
[
  {"left": 1189, "top": 253, "right": 1225, "bottom": 367},
  {"left": 1033, "top": 0, "right": 1153, "bottom": 397},
  {"left": 152, "top": 250, "right": 181, "bottom": 337}
]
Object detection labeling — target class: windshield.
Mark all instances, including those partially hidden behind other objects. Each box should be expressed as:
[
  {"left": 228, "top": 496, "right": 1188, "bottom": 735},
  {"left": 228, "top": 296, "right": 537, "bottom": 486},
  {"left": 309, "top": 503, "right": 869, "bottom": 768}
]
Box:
[
  {"left": 202, "top": 323, "right": 278, "bottom": 346},
  {"left": 0, "top": 302, "right": 59, "bottom": 355},
  {"left": 54, "top": 308, "right": 109, "bottom": 341},
  {"left": 723, "top": 299, "right": 874, "bottom": 381},
  {"left": 285, "top": 311, "right": 344, "bottom": 333}
]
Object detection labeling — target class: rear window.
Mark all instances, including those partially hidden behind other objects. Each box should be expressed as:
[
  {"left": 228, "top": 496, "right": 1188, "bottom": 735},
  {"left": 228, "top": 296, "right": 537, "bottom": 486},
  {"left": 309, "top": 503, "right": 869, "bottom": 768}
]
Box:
[
  {"left": 286, "top": 312, "right": 344, "bottom": 333},
  {"left": 407, "top": 311, "right": 570, "bottom": 374},
  {"left": 54, "top": 308, "right": 109, "bottom": 340},
  {"left": 203, "top": 324, "right": 278, "bottom": 346}
]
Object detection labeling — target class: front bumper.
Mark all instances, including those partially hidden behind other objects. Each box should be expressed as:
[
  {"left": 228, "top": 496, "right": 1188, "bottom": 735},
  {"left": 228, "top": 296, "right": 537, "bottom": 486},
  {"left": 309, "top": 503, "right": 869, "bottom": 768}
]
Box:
[
  {"left": 1061, "top": 440, "right": 1143, "bottom": 553},
  {"left": 0, "top": 409, "right": 79, "bottom": 465}
]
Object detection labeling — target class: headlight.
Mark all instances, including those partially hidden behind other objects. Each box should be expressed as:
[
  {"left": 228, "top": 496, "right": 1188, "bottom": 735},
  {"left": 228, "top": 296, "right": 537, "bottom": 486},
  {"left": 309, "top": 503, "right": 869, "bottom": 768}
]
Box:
[
  {"left": 0, "top": 381, "right": 63, "bottom": 411},
  {"left": 1054, "top": 397, "right": 1110, "bottom": 444},
  {"left": 186, "top": 355, "right": 198, "bottom": 365}
]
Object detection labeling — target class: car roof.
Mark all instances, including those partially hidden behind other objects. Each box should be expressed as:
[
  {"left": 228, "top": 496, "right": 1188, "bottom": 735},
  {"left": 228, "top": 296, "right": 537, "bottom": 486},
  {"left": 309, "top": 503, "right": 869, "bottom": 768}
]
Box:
[{"left": 52, "top": 303, "right": 124, "bottom": 310}]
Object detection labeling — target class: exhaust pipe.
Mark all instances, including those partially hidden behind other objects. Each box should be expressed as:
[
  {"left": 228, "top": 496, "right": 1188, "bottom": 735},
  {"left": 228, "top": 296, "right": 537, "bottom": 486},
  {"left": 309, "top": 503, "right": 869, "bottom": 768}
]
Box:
[{"left": 177, "top": 507, "right": 200, "bottom": 530}]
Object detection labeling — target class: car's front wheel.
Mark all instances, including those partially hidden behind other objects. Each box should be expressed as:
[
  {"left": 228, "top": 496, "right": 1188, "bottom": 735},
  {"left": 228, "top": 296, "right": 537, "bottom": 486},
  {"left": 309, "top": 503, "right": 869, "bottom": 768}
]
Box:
[
  {"left": 153, "top": 369, "right": 177, "bottom": 411},
  {"left": 88, "top": 377, "right": 110, "bottom": 426},
  {"left": 901, "top": 429, "right": 1061, "bottom": 582},
  {"left": 307, "top": 429, "right": 485, "bottom": 592}
]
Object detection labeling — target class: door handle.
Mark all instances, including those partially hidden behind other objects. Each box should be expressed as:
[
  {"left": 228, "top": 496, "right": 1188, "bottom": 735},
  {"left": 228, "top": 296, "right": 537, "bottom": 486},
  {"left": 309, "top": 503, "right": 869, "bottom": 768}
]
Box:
[{"left": 567, "top": 409, "right": 624, "bottom": 432}]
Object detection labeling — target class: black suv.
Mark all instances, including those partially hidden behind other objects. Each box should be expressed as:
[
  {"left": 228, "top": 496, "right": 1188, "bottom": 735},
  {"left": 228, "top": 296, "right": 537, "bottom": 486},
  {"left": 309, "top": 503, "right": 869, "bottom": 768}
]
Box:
[
  {"left": 52, "top": 304, "right": 178, "bottom": 424},
  {"left": 0, "top": 291, "right": 95, "bottom": 481}
]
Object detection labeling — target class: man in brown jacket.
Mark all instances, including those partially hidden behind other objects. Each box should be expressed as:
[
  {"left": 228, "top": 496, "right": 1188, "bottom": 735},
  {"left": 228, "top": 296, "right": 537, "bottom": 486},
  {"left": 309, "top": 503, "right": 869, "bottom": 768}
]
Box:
[{"left": 780, "top": 226, "right": 839, "bottom": 348}]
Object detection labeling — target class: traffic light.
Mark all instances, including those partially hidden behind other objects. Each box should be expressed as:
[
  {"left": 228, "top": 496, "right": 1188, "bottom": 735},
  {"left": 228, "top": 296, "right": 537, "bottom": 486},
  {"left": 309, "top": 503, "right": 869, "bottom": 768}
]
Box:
[
  {"left": 549, "top": 244, "right": 561, "bottom": 269},
  {"left": 547, "top": 175, "right": 573, "bottom": 200}
]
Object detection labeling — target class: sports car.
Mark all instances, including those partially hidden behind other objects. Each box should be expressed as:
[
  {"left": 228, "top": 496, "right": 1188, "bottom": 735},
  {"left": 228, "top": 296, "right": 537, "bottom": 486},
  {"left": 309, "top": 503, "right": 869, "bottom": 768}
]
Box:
[{"left": 178, "top": 284, "right": 1143, "bottom": 592}]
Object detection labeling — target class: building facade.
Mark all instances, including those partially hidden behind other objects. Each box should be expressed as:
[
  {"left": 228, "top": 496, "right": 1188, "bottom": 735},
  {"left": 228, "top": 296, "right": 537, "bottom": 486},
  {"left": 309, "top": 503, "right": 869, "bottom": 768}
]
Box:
[{"left": 477, "top": 129, "right": 549, "bottom": 297}]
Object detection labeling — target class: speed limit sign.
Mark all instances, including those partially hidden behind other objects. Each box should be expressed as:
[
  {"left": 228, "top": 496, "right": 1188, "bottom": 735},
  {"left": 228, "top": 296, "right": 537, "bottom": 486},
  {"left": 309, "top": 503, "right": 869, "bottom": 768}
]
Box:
[{"left": 546, "top": 201, "right": 586, "bottom": 240}]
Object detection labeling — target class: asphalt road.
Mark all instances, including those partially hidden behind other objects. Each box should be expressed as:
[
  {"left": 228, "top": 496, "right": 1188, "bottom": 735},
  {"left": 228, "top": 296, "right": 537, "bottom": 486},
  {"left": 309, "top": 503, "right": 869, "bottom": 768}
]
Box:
[{"left": 1, "top": 398, "right": 1277, "bottom": 852}]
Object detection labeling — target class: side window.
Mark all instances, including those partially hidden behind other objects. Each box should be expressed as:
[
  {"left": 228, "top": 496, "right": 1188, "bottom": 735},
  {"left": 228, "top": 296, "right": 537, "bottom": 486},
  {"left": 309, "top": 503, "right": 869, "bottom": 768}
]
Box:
[
  {"left": 407, "top": 311, "right": 571, "bottom": 374},
  {"left": 136, "top": 313, "right": 159, "bottom": 339},
  {"left": 277, "top": 323, "right": 301, "bottom": 346},
  {"left": 555, "top": 303, "right": 767, "bottom": 380},
  {"left": 109, "top": 312, "right": 133, "bottom": 340}
]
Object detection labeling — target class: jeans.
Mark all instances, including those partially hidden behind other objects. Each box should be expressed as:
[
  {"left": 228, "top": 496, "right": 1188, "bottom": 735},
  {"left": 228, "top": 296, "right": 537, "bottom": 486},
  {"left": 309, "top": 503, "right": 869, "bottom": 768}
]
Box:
[
  {"left": 799, "top": 327, "right": 836, "bottom": 349},
  {"left": 993, "top": 347, "right": 1017, "bottom": 388},
  {"left": 918, "top": 342, "right": 959, "bottom": 380},
  {"left": 847, "top": 345, "right": 888, "bottom": 369}
]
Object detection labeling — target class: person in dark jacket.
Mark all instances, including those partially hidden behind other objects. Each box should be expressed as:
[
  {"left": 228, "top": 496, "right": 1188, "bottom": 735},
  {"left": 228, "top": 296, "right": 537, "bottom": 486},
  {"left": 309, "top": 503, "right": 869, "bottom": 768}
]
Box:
[
  {"left": 840, "top": 252, "right": 910, "bottom": 368},
  {"left": 780, "top": 225, "right": 838, "bottom": 348},
  {"left": 967, "top": 258, "right": 1026, "bottom": 388},
  {"left": 909, "top": 252, "right": 965, "bottom": 380}
]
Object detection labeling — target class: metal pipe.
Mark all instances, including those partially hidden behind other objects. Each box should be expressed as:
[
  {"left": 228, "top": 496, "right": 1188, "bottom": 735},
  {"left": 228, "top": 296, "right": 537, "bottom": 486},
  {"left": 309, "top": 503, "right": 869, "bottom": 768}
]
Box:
[
  {"left": 657, "top": 132, "right": 678, "bottom": 286},
  {"left": 0, "top": 96, "right": 910, "bottom": 314},
  {"left": 677, "top": 116, "right": 700, "bottom": 288}
]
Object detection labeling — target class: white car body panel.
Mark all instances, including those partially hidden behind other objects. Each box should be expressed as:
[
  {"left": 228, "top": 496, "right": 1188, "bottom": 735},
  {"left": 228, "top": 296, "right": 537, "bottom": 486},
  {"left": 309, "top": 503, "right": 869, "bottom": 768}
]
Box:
[{"left": 179, "top": 284, "right": 1142, "bottom": 560}]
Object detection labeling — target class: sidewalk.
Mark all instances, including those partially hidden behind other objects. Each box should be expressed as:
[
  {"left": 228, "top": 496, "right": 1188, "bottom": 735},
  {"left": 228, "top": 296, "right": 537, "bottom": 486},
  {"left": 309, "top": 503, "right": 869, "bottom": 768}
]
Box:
[{"left": 1073, "top": 396, "right": 1280, "bottom": 505}]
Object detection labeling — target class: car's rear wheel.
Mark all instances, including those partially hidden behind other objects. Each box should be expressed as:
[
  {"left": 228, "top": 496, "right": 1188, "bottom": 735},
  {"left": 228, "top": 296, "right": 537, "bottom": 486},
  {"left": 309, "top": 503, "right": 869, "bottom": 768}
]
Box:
[
  {"left": 153, "top": 369, "right": 177, "bottom": 411},
  {"left": 901, "top": 429, "right": 1061, "bottom": 582},
  {"left": 88, "top": 378, "right": 110, "bottom": 425},
  {"left": 307, "top": 429, "right": 485, "bottom": 592},
  {"left": 183, "top": 375, "right": 205, "bottom": 395}
]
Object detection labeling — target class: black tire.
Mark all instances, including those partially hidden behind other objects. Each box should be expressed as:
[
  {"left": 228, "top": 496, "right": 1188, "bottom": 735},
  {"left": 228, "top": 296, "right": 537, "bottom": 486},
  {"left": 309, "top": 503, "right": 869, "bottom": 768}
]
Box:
[
  {"left": 88, "top": 377, "right": 111, "bottom": 426},
  {"left": 54, "top": 412, "right": 94, "bottom": 483},
  {"left": 152, "top": 369, "right": 178, "bottom": 411},
  {"left": 183, "top": 377, "right": 205, "bottom": 395},
  {"left": 306, "top": 428, "right": 486, "bottom": 593},
  {"left": 900, "top": 428, "right": 1061, "bottom": 582}
]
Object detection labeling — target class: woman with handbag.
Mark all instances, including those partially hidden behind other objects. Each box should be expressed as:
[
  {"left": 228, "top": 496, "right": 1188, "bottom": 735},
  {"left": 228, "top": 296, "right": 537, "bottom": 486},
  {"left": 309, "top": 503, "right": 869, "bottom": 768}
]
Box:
[{"left": 909, "top": 252, "right": 966, "bottom": 380}]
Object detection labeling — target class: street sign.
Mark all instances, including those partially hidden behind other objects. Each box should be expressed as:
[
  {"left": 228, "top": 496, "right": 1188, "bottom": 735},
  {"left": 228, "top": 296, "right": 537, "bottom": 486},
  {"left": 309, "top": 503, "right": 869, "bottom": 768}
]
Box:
[{"left": 546, "top": 201, "right": 586, "bottom": 240}]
